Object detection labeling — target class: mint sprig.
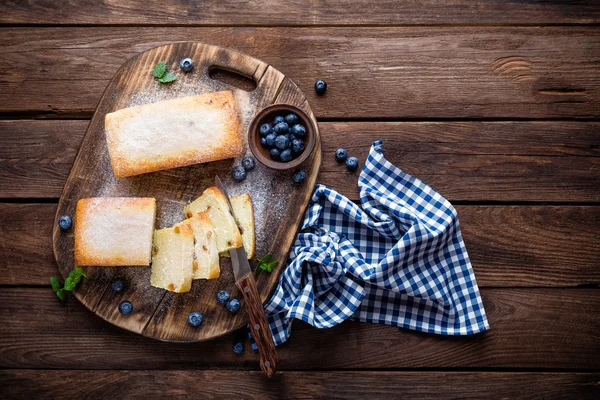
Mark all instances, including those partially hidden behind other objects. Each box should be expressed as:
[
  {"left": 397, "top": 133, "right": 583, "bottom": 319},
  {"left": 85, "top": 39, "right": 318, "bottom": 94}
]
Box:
[
  {"left": 255, "top": 254, "right": 278, "bottom": 277},
  {"left": 153, "top": 61, "right": 176, "bottom": 84},
  {"left": 51, "top": 267, "right": 87, "bottom": 301}
]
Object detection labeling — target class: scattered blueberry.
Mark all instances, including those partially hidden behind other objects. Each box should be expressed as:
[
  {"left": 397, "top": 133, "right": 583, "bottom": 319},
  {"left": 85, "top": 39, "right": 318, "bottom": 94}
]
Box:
[
  {"left": 232, "top": 165, "right": 247, "bottom": 181},
  {"left": 275, "top": 134, "right": 290, "bottom": 150},
  {"left": 280, "top": 149, "right": 292, "bottom": 162},
  {"left": 346, "top": 156, "right": 359, "bottom": 170},
  {"left": 233, "top": 341, "right": 244, "bottom": 354},
  {"left": 188, "top": 311, "right": 203, "bottom": 327},
  {"left": 227, "top": 298, "right": 241, "bottom": 313},
  {"left": 293, "top": 169, "right": 306, "bottom": 184},
  {"left": 269, "top": 148, "right": 281, "bottom": 160},
  {"left": 335, "top": 148, "right": 348, "bottom": 162},
  {"left": 265, "top": 133, "right": 277, "bottom": 147},
  {"left": 315, "top": 79, "right": 327, "bottom": 95},
  {"left": 292, "top": 139, "right": 305, "bottom": 155},
  {"left": 273, "top": 122, "right": 289, "bottom": 135},
  {"left": 179, "top": 57, "right": 194, "bottom": 72},
  {"left": 273, "top": 115, "right": 285, "bottom": 124},
  {"left": 260, "top": 137, "right": 268, "bottom": 148},
  {"left": 111, "top": 279, "right": 126, "bottom": 293},
  {"left": 216, "top": 290, "right": 230, "bottom": 305},
  {"left": 119, "top": 301, "right": 133, "bottom": 315},
  {"left": 259, "top": 123, "right": 272, "bottom": 137},
  {"left": 242, "top": 156, "right": 255, "bottom": 171},
  {"left": 58, "top": 215, "right": 72, "bottom": 231},
  {"left": 285, "top": 113, "right": 299, "bottom": 126},
  {"left": 291, "top": 124, "right": 306, "bottom": 138}
]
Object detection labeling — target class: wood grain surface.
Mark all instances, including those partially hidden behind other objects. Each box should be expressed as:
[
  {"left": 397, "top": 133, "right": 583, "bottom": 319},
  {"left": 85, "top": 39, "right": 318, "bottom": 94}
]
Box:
[
  {"left": 2, "top": 121, "right": 599, "bottom": 202},
  {"left": 2, "top": 0, "right": 599, "bottom": 25},
  {"left": 2, "top": 204, "right": 599, "bottom": 288},
  {"left": 1, "top": 370, "right": 599, "bottom": 399},
  {"left": 1, "top": 287, "right": 598, "bottom": 370},
  {"left": 52, "top": 42, "right": 321, "bottom": 342},
  {"left": 1, "top": 27, "right": 599, "bottom": 119}
]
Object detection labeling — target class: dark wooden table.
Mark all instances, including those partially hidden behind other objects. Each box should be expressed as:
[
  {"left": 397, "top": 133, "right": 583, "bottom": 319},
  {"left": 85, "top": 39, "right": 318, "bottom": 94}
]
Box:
[{"left": 1, "top": 2, "right": 599, "bottom": 399}]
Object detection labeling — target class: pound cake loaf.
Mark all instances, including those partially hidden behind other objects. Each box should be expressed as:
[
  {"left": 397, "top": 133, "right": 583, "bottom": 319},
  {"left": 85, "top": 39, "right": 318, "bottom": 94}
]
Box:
[
  {"left": 74, "top": 197, "right": 156, "bottom": 266},
  {"left": 105, "top": 91, "right": 242, "bottom": 178},
  {"left": 177, "top": 211, "right": 220, "bottom": 280},
  {"left": 184, "top": 186, "right": 242, "bottom": 253},
  {"left": 150, "top": 224, "right": 194, "bottom": 293}
]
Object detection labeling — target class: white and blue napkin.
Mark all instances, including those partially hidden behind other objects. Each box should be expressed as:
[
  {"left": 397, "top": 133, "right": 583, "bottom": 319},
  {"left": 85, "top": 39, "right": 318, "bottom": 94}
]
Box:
[{"left": 253, "top": 140, "right": 489, "bottom": 348}]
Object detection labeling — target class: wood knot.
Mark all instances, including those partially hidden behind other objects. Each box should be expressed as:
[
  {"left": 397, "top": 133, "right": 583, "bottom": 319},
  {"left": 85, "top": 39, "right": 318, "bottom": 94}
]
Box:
[{"left": 489, "top": 56, "right": 535, "bottom": 81}]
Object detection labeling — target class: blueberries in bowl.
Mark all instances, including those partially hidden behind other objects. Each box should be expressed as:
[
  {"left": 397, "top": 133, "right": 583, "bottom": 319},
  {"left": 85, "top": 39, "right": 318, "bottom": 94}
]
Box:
[
  {"left": 260, "top": 137, "right": 268, "bottom": 148},
  {"left": 273, "top": 115, "right": 285, "bottom": 124},
  {"left": 259, "top": 123, "right": 272, "bottom": 137},
  {"left": 285, "top": 113, "right": 299, "bottom": 126},
  {"left": 232, "top": 166, "right": 246, "bottom": 181},
  {"left": 265, "top": 133, "right": 277, "bottom": 147},
  {"left": 275, "top": 135, "right": 290, "bottom": 151},
  {"left": 270, "top": 148, "right": 281, "bottom": 160},
  {"left": 273, "top": 122, "right": 289, "bottom": 135},
  {"left": 292, "top": 139, "right": 305, "bottom": 155},
  {"left": 291, "top": 124, "right": 306, "bottom": 138},
  {"left": 280, "top": 149, "right": 292, "bottom": 162}
]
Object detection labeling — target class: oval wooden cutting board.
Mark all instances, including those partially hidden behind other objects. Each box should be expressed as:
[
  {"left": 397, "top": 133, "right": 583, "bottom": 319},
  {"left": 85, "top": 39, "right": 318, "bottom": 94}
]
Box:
[{"left": 52, "top": 42, "right": 321, "bottom": 342}]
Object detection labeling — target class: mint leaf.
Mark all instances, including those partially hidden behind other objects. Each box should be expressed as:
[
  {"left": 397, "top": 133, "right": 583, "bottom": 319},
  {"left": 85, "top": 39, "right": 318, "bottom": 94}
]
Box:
[
  {"left": 153, "top": 62, "right": 166, "bottom": 78},
  {"left": 56, "top": 289, "right": 67, "bottom": 302},
  {"left": 73, "top": 267, "right": 87, "bottom": 278},
  {"left": 159, "top": 72, "right": 177, "bottom": 83},
  {"left": 50, "top": 276, "right": 61, "bottom": 292}
]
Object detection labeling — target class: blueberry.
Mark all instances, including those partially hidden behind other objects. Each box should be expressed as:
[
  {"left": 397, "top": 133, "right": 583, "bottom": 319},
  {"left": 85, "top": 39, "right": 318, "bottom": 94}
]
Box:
[
  {"left": 260, "top": 137, "right": 268, "bottom": 148},
  {"left": 291, "top": 124, "right": 306, "bottom": 138},
  {"left": 335, "top": 148, "right": 348, "bottom": 162},
  {"left": 216, "top": 290, "right": 230, "bottom": 305},
  {"left": 226, "top": 298, "right": 241, "bottom": 313},
  {"left": 280, "top": 149, "right": 292, "bottom": 162},
  {"left": 119, "top": 301, "right": 133, "bottom": 315},
  {"left": 315, "top": 79, "right": 327, "bottom": 95},
  {"left": 269, "top": 148, "right": 281, "bottom": 160},
  {"left": 242, "top": 156, "right": 255, "bottom": 171},
  {"left": 273, "top": 115, "right": 285, "bottom": 124},
  {"left": 232, "top": 166, "right": 247, "bottom": 181},
  {"left": 266, "top": 133, "right": 277, "bottom": 147},
  {"left": 179, "top": 57, "right": 194, "bottom": 72},
  {"left": 275, "top": 135, "right": 290, "bottom": 150},
  {"left": 285, "top": 113, "right": 299, "bottom": 126},
  {"left": 293, "top": 170, "right": 306, "bottom": 184},
  {"left": 346, "top": 156, "right": 359, "bottom": 170},
  {"left": 292, "top": 139, "right": 305, "bottom": 155},
  {"left": 111, "top": 279, "right": 126, "bottom": 293},
  {"left": 188, "top": 311, "right": 203, "bottom": 327},
  {"left": 58, "top": 215, "right": 72, "bottom": 231},
  {"left": 233, "top": 341, "right": 244, "bottom": 354},
  {"left": 273, "top": 122, "right": 289, "bottom": 135},
  {"left": 259, "top": 123, "right": 272, "bottom": 137}
]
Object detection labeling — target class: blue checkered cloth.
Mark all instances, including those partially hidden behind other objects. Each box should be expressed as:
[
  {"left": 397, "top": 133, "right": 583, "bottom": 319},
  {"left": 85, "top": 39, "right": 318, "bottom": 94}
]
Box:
[{"left": 252, "top": 140, "right": 489, "bottom": 349}]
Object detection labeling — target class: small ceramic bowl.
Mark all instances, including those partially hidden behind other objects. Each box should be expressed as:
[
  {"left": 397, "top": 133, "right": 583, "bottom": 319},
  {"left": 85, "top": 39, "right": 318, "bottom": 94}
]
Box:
[{"left": 248, "top": 104, "right": 316, "bottom": 171}]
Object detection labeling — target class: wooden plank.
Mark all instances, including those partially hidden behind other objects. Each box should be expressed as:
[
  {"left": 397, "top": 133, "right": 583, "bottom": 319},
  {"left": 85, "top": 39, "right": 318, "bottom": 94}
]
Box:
[
  {"left": 1, "top": 0, "right": 598, "bottom": 25},
  {"left": 0, "top": 288, "right": 597, "bottom": 370},
  {"left": 1, "top": 27, "right": 599, "bottom": 119},
  {"left": 0, "top": 370, "right": 598, "bottom": 400},
  {"left": 1, "top": 121, "right": 598, "bottom": 201}
]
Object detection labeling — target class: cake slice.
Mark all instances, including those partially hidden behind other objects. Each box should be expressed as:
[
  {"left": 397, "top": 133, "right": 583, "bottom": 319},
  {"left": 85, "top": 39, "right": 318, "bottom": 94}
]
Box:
[
  {"left": 184, "top": 186, "right": 242, "bottom": 253},
  {"left": 176, "top": 211, "right": 220, "bottom": 280},
  {"left": 150, "top": 224, "right": 194, "bottom": 293},
  {"left": 74, "top": 197, "right": 156, "bottom": 266},
  {"left": 105, "top": 91, "right": 242, "bottom": 178},
  {"left": 230, "top": 194, "right": 255, "bottom": 259}
]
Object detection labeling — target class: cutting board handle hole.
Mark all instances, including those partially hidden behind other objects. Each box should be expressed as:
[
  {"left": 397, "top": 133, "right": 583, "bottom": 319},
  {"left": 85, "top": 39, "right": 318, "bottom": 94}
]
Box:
[{"left": 208, "top": 66, "right": 257, "bottom": 92}]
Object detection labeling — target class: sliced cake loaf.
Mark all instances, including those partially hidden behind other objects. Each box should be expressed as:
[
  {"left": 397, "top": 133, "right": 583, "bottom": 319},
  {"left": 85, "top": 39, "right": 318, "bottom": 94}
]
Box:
[
  {"left": 184, "top": 186, "right": 242, "bottom": 253},
  {"left": 105, "top": 91, "right": 242, "bottom": 178},
  {"left": 74, "top": 197, "right": 156, "bottom": 266},
  {"left": 230, "top": 194, "right": 255, "bottom": 259},
  {"left": 150, "top": 224, "right": 194, "bottom": 293},
  {"left": 176, "top": 211, "right": 220, "bottom": 280}
]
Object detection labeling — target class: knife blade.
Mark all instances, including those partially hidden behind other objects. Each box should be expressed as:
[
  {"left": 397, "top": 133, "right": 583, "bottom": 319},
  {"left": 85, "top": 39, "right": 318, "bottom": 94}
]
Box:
[{"left": 214, "top": 175, "right": 278, "bottom": 377}]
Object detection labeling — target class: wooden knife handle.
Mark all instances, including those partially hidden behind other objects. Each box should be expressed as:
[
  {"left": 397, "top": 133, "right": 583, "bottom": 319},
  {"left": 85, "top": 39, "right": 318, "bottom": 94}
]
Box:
[{"left": 236, "top": 274, "right": 278, "bottom": 377}]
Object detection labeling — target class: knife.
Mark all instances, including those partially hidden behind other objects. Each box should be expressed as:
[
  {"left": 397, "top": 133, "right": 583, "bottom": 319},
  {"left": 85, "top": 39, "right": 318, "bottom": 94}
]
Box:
[{"left": 215, "top": 176, "right": 277, "bottom": 378}]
